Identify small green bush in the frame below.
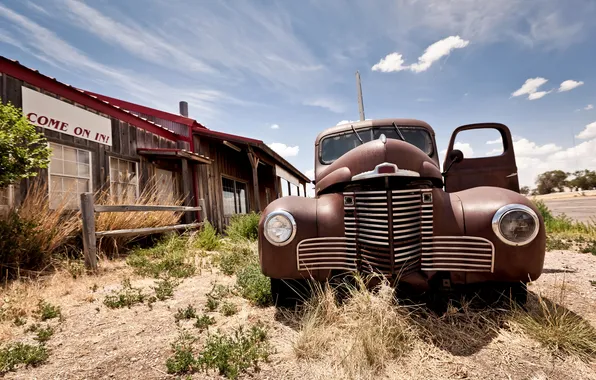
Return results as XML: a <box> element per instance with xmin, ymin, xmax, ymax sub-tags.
<box><xmin>34</xmin><ymin>327</ymin><xmax>54</xmax><ymax>343</ymax></box>
<box><xmin>166</xmin><ymin>332</ymin><xmax>197</xmax><ymax>374</ymax></box>
<box><xmin>153</xmin><ymin>277</ymin><xmax>178</xmax><ymax>301</ymax></box>
<box><xmin>219</xmin><ymin>302</ymin><xmax>238</xmax><ymax>317</ymax></box>
<box><xmin>175</xmin><ymin>305</ymin><xmax>198</xmax><ymax>322</ymax></box>
<box><xmin>236</xmin><ymin>263</ymin><xmax>272</xmax><ymax>307</ymax></box>
<box><xmin>127</xmin><ymin>234</ymin><xmax>195</xmax><ymax>278</ymax></box>
<box><xmin>36</xmin><ymin>301</ymin><xmax>61</xmax><ymax>321</ymax></box>
<box><xmin>225</xmin><ymin>212</ymin><xmax>260</xmax><ymax>241</ymax></box>
<box><xmin>197</xmin><ymin>325</ymin><xmax>272</xmax><ymax>379</ymax></box>
<box><xmin>103</xmin><ymin>279</ymin><xmax>146</xmax><ymax>309</ymax></box>
<box><xmin>205</xmin><ymin>296</ymin><xmax>219</xmax><ymax>312</ymax></box>
<box><xmin>194</xmin><ymin>222</ymin><xmax>220</xmax><ymax>251</ymax></box>
<box><xmin>213</xmin><ymin>241</ymin><xmax>257</xmax><ymax>275</ymax></box>
<box><xmin>195</xmin><ymin>314</ymin><xmax>215</xmax><ymax>331</ymax></box>
<box><xmin>0</xmin><ymin>343</ymin><xmax>48</xmax><ymax>373</ymax></box>
<box><xmin>0</xmin><ymin>213</ymin><xmax>46</xmax><ymax>280</ymax></box>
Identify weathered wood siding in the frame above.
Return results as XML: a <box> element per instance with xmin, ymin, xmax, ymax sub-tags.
<box><xmin>1</xmin><ymin>74</ymin><xmax>178</xmax><ymax>204</ymax></box>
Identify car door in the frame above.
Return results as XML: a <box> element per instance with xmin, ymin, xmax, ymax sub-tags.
<box><xmin>443</xmin><ymin>123</ymin><xmax>519</xmax><ymax>193</ymax></box>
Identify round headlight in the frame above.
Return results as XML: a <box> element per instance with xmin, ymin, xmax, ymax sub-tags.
<box><xmin>264</xmin><ymin>210</ymin><xmax>296</xmax><ymax>246</ymax></box>
<box><xmin>492</xmin><ymin>204</ymin><xmax>539</xmax><ymax>246</ymax></box>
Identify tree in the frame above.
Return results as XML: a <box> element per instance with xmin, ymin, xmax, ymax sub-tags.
<box><xmin>535</xmin><ymin>170</ymin><xmax>568</xmax><ymax>195</ymax></box>
<box><xmin>567</xmin><ymin>170</ymin><xmax>596</xmax><ymax>191</ymax></box>
<box><xmin>0</xmin><ymin>101</ymin><xmax>50</xmax><ymax>188</ymax></box>
<box><xmin>520</xmin><ymin>186</ymin><xmax>530</xmax><ymax>195</ymax></box>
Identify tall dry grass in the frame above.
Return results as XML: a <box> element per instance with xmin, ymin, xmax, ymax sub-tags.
<box><xmin>95</xmin><ymin>183</ymin><xmax>184</xmax><ymax>256</ymax></box>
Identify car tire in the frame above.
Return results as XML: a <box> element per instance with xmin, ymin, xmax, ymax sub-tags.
<box><xmin>270</xmin><ymin>278</ymin><xmax>307</xmax><ymax>307</ymax></box>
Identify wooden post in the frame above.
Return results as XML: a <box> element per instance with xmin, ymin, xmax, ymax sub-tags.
<box><xmin>247</xmin><ymin>150</ymin><xmax>261</xmax><ymax>212</ymax></box>
<box><xmin>199</xmin><ymin>198</ymin><xmax>208</xmax><ymax>223</ymax></box>
<box><xmin>181</xmin><ymin>159</ymin><xmax>194</xmax><ymax>224</ymax></box>
<box><xmin>80</xmin><ymin>193</ymin><xmax>98</xmax><ymax>271</ymax></box>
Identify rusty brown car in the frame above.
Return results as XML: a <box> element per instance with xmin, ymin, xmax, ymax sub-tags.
<box><xmin>259</xmin><ymin>119</ymin><xmax>545</xmax><ymax>304</ymax></box>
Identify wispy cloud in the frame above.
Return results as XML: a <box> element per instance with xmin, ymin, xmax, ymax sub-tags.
<box><xmin>585</xmin><ymin>104</ymin><xmax>594</xmax><ymax>111</ymax></box>
<box><xmin>511</xmin><ymin>77</ymin><xmax>550</xmax><ymax>100</ymax></box>
<box><xmin>268</xmin><ymin>142</ymin><xmax>299</xmax><ymax>157</ymax></box>
<box><xmin>577</xmin><ymin>122</ymin><xmax>596</xmax><ymax>140</ymax></box>
<box><xmin>303</xmin><ymin>97</ymin><xmax>346</xmax><ymax>113</ymax></box>
<box><xmin>372</xmin><ymin>36</ymin><xmax>469</xmax><ymax>73</ymax></box>
<box><xmin>270</xmin><ymin>124</ymin><xmax>280</xmax><ymax>130</ymax></box>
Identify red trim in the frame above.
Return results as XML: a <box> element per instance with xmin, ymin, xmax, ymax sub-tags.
<box><xmin>0</xmin><ymin>57</ymin><xmax>179</xmax><ymax>141</ymax></box>
<box><xmin>193</xmin><ymin>127</ymin><xmax>262</xmax><ymax>145</ymax></box>
<box><xmin>84</xmin><ymin>91</ymin><xmax>207</xmax><ymax>129</ymax></box>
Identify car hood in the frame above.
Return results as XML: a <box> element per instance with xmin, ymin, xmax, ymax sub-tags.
<box><xmin>315</xmin><ymin>138</ymin><xmax>442</xmax><ymax>195</ymax></box>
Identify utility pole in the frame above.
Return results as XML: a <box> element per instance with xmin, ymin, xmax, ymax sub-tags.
<box><xmin>356</xmin><ymin>71</ymin><xmax>365</xmax><ymax>121</ymax></box>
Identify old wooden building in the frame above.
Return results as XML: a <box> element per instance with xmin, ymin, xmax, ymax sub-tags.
<box><xmin>0</xmin><ymin>56</ymin><xmax>309</xmax><ymax>230</ymax></box>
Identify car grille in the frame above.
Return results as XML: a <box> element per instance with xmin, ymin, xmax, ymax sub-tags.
<box><xmin>296</xmin><ymin>189</ymin><xmax>495</xmax><ymax>275</ymax></box>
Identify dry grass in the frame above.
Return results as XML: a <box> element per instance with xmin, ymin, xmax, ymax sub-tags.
<box><xmin>95</xmin><ymin>184</ymin><xmax>184</xmax><ymax>255</ymax></box>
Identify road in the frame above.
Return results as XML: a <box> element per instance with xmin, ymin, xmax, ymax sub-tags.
<box><xmin>542</xmin><ymin>197</ymin><xmax>596</xmax><ymax>223</ymax></box>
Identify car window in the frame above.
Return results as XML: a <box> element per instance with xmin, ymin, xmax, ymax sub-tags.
<box><xmin>320</xmin><ymin>126</ymin><xmax>433</xmax><ymax>164</ymax></box>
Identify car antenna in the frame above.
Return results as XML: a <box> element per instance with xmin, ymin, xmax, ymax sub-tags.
<box><xmin>392</xmin><ymin>122</ymin><xmax>406</xmax><ymax>141</ymax></box>
<box><xmin>351</xmin><ymin>124</ymin><xmax>364</xmax><ymax>144</ymax></box>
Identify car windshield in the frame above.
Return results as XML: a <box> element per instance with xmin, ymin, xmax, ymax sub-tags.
<box><xmin>320</xmin><ymin>126</ymin><xmax>433</xmax><ymax>164</ymax></box>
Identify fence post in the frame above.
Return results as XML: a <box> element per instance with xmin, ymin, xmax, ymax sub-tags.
<box><xmin>80</xmin><ymin>193</ymin><xmax>98</xmax><ymax>271</ymax></box>
<box><xmin>199</xmin><ymin>198</ymin><xmax>207</xmax><ymax>224</ymax></box>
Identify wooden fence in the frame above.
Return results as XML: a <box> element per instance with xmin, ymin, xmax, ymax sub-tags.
<box><xmin>80</xmin><ymin>193</ymin><xmax>207</xmax><ymax>270</ymax></box>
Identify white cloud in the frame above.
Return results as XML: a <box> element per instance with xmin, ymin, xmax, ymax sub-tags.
<box><xmin>372</xmin><ymin>36</ymin><xmax>469</xmax><ymax>73</ymax></box>
<box><xmin>268</xmin><ymin>142</ymin><xmax>299</xmax><ymax>157</ymax></box>
<box><xmin>304</xmin><ymin>169</ymin><xmax>315</xmax><ymax>180</ymax></box>
<box><xmin>336</xmin><ymin>120</ymin><xmax>357</xmax><ymax>125</ymax></box>
<box><xmin>528</xmin><ymin>90</ymin><xmax>551</xmax><ymax>100</ymax></box>
<box><xmin>511</xmin><ymin>77</ymin><xmax>549</xmax><ymax>99</ymax></box>
<box><xmin>585</xmin><ymin>104</ymin><xmax>594</xmax><ymax>110</ymax></box>
<box><xmin>486</xmin><ymin>138</ymin><xmax>502</xmax><ymax>145</ymax></box>
<box><xmin>513</xmin><ymin>138</ymin><xmax>561</xmax><ymax>156</ymax></box>
<box><xmin>558</xmin><ymin>80</ymin><xmax>584</xmax><ymax>92</ymax></box>
<box><xmin>577</xmin><ymin>122</ymin><xmax>596</xmax><ymax>140</ymax></box>
<box><xmin>371</xmin><ymin>53</ymin><xmax>408</xmax><ymax>73</ymax></box>
<box><xmin>270</xmin><ymin>124</ymin><xmax>280</xmax><ymax>129</ymax></box>
<box><xmin>409</xmin><ymin>36</ymin><xmax>470</xmax><ymax>73</ymax></box>
<box><xmin>303</xmin><ymin>98</ymin><xmax>345</xmax><ymax>113</ymax></box>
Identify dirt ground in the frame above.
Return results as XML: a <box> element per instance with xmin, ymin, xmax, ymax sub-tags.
<box><xmin>2</xmin><ymin>250</ymin><xmax>596</xmax><ymax>380</ymax></box>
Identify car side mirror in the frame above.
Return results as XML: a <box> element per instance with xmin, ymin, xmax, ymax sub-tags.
<box><xmin>442</xmin><ymin>149</ymin><xmax>464</xmax><ymax>176</ymax></box>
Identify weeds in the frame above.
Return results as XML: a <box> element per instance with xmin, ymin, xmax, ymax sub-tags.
<box><xmin>127</xmin><ymin>234</ymin><xmax>196</xmax><ymax>278</ymax></box>
<box><xmin>193</xmin><ymin>221</ymin><xmax>220</xmax><ymax>251</ymax></box>
<box><xmin>0</xmin><ymin>343</ymin><xmax>49</xmax><ymax>373</ymax></box>
<box><xmin>205</xmin><ymin>296</ymin><xmax>219</xmax><ymax>312</ymax></box>
<box><xmin>36</xmin><ymin>301</ymin><xmax>61</xmax><ymax>321</ymax></box>
<box><xmin>13</xmin><ymin>316</ymin><xmax>26</xmax><ymax>327</ymax></box>
<box><xmin>103</xmin><ymin>279</ymin><xmax>146</xmax><ymax>309</ymax></box>
<box><xmin>194</xmin><ymin>315</ymin><xmax>215</xmax><ymax>331</ymax></box>
<box><xmin>34</xmin><ymin>327</ymin><xmax>54</xmax><ymax>343</ymax></box>
<box><xmin>225</xmin><ymin>212</ymin><xmax>260</xmax><ymax>241</ymax></box>
<box><xmin>165</xmin><ymin>331</ymin><xmax>197</xmax><ymax>374</ymax></box>
<box><xmin>153</xmin><ymin>277</ymin><xmax>178</xmax><ymax>301</ymax></box>
<box><xmin>535</xmin><ymin>200</ymin><xmax>596</xmax><ymax>237</ymax></box>
<box><xmin>213</xmin><ymin>240</ymin><xmax>257</xmax><ymax>275</ymax></box>
<box><xmin>236</xmin><ymin>263</ymin><xmax>272</xmax><ymax>306</ymax></box>
<box><xmin>219</xmin><ymin>302</ymin><xmax>238</xmax><ymax>317</ymax></box>
<box><xmin>175</xmin><ymin>305</ymin><xmax>198</xmax><ymax>322</ymax></box>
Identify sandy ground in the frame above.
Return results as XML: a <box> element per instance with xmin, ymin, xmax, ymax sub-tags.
<box><xmin>532</xmin><ymin>190</ymin><xmax>596</xmax><ymax>201</ymax></box>
<box><xmin>1</xmin><ymin>250</ymin><xmax>596</xmax><ymax>380</ymax></box>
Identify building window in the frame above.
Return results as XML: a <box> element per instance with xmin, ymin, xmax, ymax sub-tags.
<box><xmin>109</xmin><ymin>157</ymin><xmax>139</xmax><ymax>203</ymax></box>
<box><xmin>49</xmin><ymin>143</ymin><xmax>92</xmax><ymax>209</ymax></box>
<box><xmin>222</xmin><ymin>177</ymin><xmax>248</xmax><ymax>216</ymax></box>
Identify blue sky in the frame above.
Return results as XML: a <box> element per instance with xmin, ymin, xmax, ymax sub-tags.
<box><xmin>1</xmin><ymin>0</ymin><xmax>596</xmax><ymax>189</ymax></box>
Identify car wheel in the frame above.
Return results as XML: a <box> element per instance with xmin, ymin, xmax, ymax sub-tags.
<box><xmin>270</xmin><ymin>278</ymin><xmax>308</xmax><ymax>307</ymax></box>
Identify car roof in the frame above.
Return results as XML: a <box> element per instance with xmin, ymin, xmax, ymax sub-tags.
<box><xmin>315</xmin><ymin>118</ymin><xmax>435</xmax><ymax>146</ymax></box>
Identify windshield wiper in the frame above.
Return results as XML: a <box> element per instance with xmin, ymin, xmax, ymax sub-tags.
<box><xmin>351</xmin><ymin>124</ymin><xmax>364</xmax><ymax>144</ymax></box>
<box><xmin>392</xmin><ymin>122</ymin><xmax>406</xmax><ymax>141</ymax></box>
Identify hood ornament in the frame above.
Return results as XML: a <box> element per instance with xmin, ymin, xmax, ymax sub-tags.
<box><xmin>352</xmin><ymin>162</ymin><xmax>420</xmax><ymax>181</ymax></box>
<box><xmin>379</xmin><ymin>134</ymin><xmax>387</xmax><ymax>144</ymax></box>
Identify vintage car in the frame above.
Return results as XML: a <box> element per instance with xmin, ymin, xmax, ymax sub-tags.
<box><xmin>259</xmin><ymin>119</ymin><xmax>545</xmax><ymax>304</ymax></box>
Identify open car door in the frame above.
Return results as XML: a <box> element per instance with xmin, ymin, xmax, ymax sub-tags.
<box><xmin>443</xmin><ymin>123</ymin><xmax>519</xmax><ymax>193</ymax></box>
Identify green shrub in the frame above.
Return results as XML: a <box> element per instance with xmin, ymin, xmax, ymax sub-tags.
<box><xmin>195</xmin><ymin>314</ymin><xmax>215</xmax><ymax>331</ymax></box>
<box><xmin>213</xmin><ymin>241</ymin><xmax>257</xmax><ymax>275</ymax></box>
<box><xmin>153</xmin><ymin>277</ymin><xmax>178</xmax><ymax>301</ymax></box>
<box><xmin>225</xmin><ymin>212</ymin><xmax>260</xmax><ymax>241</ymax></box>
<box><xmin>196</xmin><ymin>325</ymin><xmax>272</xmax><ymax>379</ymax></box>
<box><xmin>205</xmin><ymin>296</ymin><xmax>219</xmax><ymax>312</ymax></box>
<box><xmin>34</xmin><ymin>327</ymin><xmax>54</xmax><ymax>343</ymax></box>
<box><xmin>166</xmin><ymin>332</ymin><xmax>197</xmax><ymax>374</ymax></box>
<box><xmin>103</xmin><ymin>279</ymin><xmax>146</xmax><ymax>309</ymax></box>
<box><xmin>0</xmin><ymin>343</ymin><xmax>48</xmax><ymax>373</ymax></box>
<box><xmin>533</xmin><ymin>200</ymin><xmax>596</xmax><ymax>238</ymax></box>
<box><xmin>127</xmin><ymin>234</ymin><xmax>195</xmax><ymax>278</ymax></box>
<box><xmin>236</xmin><ymin>263</ymin><xmax>272</xmax><ymax>307</ymax></box>
<box><xmin>175</xmin><ymin>305</ymin><xmax>198</xmax><ymax>322</ymax></box>
<box><xmin>36</xmin><ymin>301</ymin><xmax>61</xmax><ymax>321</ymax></box>
<box><xmin>219</xmin><ymin>302</ymin><xmax>238</xmax><ymax>317</ymax></box>
<box><xmin>194</xmin><ymin>222</ymin><xmax>220</xmax><ymax>251</ymax></box>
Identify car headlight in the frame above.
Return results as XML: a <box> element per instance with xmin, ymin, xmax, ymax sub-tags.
<box><xmin>264</xmin><ymin>210</ymin><xmax>296</xmax><ymax>246</ymax></box>
<box><xmin>491</xmin><ymin>204</ymin><xmax>539</xmax><ymax>246</ymax></box>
